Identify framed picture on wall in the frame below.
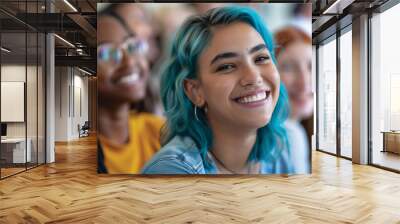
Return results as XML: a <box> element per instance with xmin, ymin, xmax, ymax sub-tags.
<box><xmin>97</xmin><ymin>3</ymin><xmax>312</xmax><ymax>175</ymax></box>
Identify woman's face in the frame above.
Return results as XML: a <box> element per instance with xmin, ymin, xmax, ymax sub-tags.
<box><xmin>194</xmin><ymin>22</ymin><xmax>280</xmax><ymax>130</ymax></box>
<box><xmin>97</xmin><ymin>17</ymin><xmax>149</xmax><ymax>105</ymax></box>
<box><xmin>116</xmin><ymin>4</ymin><xmax>160</xmax><ymax>66</ymax></box>
<box><xmin>277</xmin><ymin>41</ymin><xmax>313</xmax><ymax>120</ymax></box>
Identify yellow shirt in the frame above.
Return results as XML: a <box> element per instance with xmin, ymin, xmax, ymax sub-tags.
<box><xmin>99</xmin><ymin>112</ymin><xmax>164</xmax><ymax>174</ymax></box>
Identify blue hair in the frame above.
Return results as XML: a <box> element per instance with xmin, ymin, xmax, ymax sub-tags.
<box><xmin>160</xmin><ymin>6</ymin><xmax>291</xmax><ymax>169</ymax></box>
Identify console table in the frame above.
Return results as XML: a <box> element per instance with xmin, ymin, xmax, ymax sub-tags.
<box><xmin>381</xmin><ymin>131</ymin><xmax>400</xmax><ymax>154</ymax></box>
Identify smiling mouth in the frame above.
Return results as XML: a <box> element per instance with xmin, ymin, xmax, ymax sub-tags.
<box><xmin>115</xmin><ymin>72</ymin><xmax>140</xmax><ymax>85</ymax></box>
<box><xmin>234</xmin><ymin>91</ymin><xmax>270</xmax><ymax>104</ymax></box>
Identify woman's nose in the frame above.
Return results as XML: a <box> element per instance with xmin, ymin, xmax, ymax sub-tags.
<box><xmin>295</xmin><ymin>66</ymin><xmax>311</xmax><ymax>92</ymax></box>
<box><xmin>120</xmin><ymin>50</ymin><xmax>137</xmax><ymax>69</ymax></box>
<box><xmin>239</xmin><ymin>62</ymin><xmax>263</xmax><ymax>87</ymax></box>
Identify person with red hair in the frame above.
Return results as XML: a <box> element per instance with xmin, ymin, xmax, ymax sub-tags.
<box><xmin>275</xmin><ymin>26</ymin><xmax>312</xmax><ymax>174</ymax></box>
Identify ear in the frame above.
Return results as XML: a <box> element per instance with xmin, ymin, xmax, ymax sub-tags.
<box><xmin>183</xmin><ymin>78</ymin><xmax>205</xmax><ymax>107</ymax></box>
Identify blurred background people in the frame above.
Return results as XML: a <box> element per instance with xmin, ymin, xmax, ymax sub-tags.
<box><xmin>275</xmin><ymin>26</ymin><xmax>313</xmax><ymax>173</ymax></box>
<box><xmin>289</xmin><ymin>3</ymin><xmax>312</xmax><ymax>36</ymax></box>
<box><xmin>190</xmin><ymin>3</ymin><xmax>228</xmax><ymax>14</ymax></box>
<box><xmin>97</xmin><ymin>4</ymin><xmax>164</xmax><ymax>174</ymax></box>
<box><xmin>114</xmin><ymin>3</ymin><xmax>164</xmax><ymax>116</ymax></box>
<box><xmin>148</xmin><ymin>4</ymin><xmax>196</xmax><ymax>112</ymax></box>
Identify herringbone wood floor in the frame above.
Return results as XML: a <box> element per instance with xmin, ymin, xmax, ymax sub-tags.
<box><xmin>0</xmin><ymin>135</ymin><xmax>400</xmax><ymax>223</ymax></box>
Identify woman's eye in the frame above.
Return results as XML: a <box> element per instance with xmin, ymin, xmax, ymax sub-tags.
<box><xmin>255</xmin><ymin>56</ymin><xmax>270</xmax><ymax>64</ymax></box>
<box><xmin>216</xmin><ymin>64</ymin><xmax>235</xmax><ymax>72</ymax></box>
<box><xmin>98</xmin><ymin>47</ymin><xmax>110</xmax><ymax>61</ymax></box>
<box><xmin>126</xmin><ymin>43</ymin><xmax>137</xmax><ymax>54</ymax></box>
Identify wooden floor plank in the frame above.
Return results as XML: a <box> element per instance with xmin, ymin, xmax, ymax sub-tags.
<box><xmin>0</xmin><ymin>135</ymin><xmax>399</xmax><ymax>223</ymax></box>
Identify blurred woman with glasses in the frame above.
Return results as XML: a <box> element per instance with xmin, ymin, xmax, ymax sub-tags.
<box><xmin>97</xmin><ymin>4</ymin><xmax>164</xmax><ymax>174</ymax></box>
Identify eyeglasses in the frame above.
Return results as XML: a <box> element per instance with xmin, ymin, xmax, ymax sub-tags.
<box><xmin>97</xmin><ymin>37</ymin><xmax>149</xmax><ymax>66</ymax></box>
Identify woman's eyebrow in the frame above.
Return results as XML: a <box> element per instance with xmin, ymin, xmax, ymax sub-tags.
<box><xmin>210</xmin><ymin>52</ymin><xmax>238</xmax><ymax>65</ymax></box>
<box><xmin>210</xmin><ymin>43</ymin><xmax>268</xmax><ymax>65</ymax></box>
<box><xmin>249</xmin><ymin>43</ymin><xmax>267</xmax><ymax>54</ymax></box>
<box><xmin>123</xmin><ymin>34</ymin><xmax>136</xmax><ymax>41</ymax></box>
<box><xmin>97</xmin><ymin>34</ymin><xmax>136</xmax><ymax>47</ymax></box>
<box><xmin>98</xmin><ymin>41</ymin><xmax>111</xmax><ymax>46</ymax></box>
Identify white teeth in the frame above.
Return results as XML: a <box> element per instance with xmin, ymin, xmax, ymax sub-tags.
<box><xmin>237</xmin><ymin>92</ymin><xmax>267</xmax><ymax>104</ymax></box>
<box><xmin>118</xmin><ymin>73</ymin><xmax>139</xmax><ymax>84</ymax></box>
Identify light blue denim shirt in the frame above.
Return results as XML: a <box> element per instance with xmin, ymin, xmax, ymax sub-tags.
<box><xmin>141</xmin><ymin>135</ymin><xmax>308</xmax><ymax>174</ymax></box>
<box><xmin>285</xmin><ymin>119</ymin><xmax>311</xmax><ymax>174</ymax></box>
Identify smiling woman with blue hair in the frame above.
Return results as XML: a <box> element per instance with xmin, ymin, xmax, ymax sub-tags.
<box><xmin>142</xmin><ymin>6</ymin><xmax>303</xmax><ymax>174</ymax></box>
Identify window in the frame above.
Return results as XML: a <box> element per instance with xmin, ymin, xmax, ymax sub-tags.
<box><xmin>371</xmin><ymin>3</ymin><xmax>400</xmax><ymax>171</ymax></box>
<box><xmin>317</xmin><ymin>37</ymin><xmax>337</xmax><ymax>155</ymax></box>
<box><xmin>339</xmin><ymin>29</ymin><xmax>352</xmax><ymax>158</ymax></box>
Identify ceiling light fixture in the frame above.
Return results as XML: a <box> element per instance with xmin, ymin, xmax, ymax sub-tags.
<box><xmin>322</xmin><ymin>0</ymin><xmax>341</xmax><ymax>14</ymax></box>
<box><xmin>1</xmin><ymin>47</ymin><xmax>11</xmax><ymax>53</ymax></box>
<box><xmin>322</xmin><ymin>0</ymin><xmax>355</xmax><ymax>15</ymax></box>
<box><xmin>63</xmin><ymin>0</ymin><xmax>78</xmax><ymax>12</ymax></box>
<box><xmin>78</xmin><ymin>67</ymin><xmax>92</xmax><ymax>76</ymax></box>
<box><xmin>54</xmin><ymin>34</ymin><xmax>75</xmax><ymax>48</ymax></box>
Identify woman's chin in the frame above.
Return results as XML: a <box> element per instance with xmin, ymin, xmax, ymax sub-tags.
<box><xmin>129</xmin><ymin>93</ymin><xmax>146</xmax><ymax>103</ymax></box>
<box><xmin>236</xmin><ymin>116</ymin><xmax>271</xmax><ymax>130</ymax></box>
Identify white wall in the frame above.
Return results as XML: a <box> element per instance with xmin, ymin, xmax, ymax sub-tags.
<box><xmin>55</xmin><ymin>66</ymin><xmax>69</xmax><ymax>141</ymax></box>
<box><xmin>54</xmin><ymin>67</ymin><xmax>89</xmax><ymax>141</ymax></box>
<box><xmin>72</xmin><ymin>73</ymin><xmax>89</xmax><ymax>138</ymax></box>
<box><xmin>1</xmin><ymin>65</ymin><xmax>38</xmax><ymax>138</ymax></box>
